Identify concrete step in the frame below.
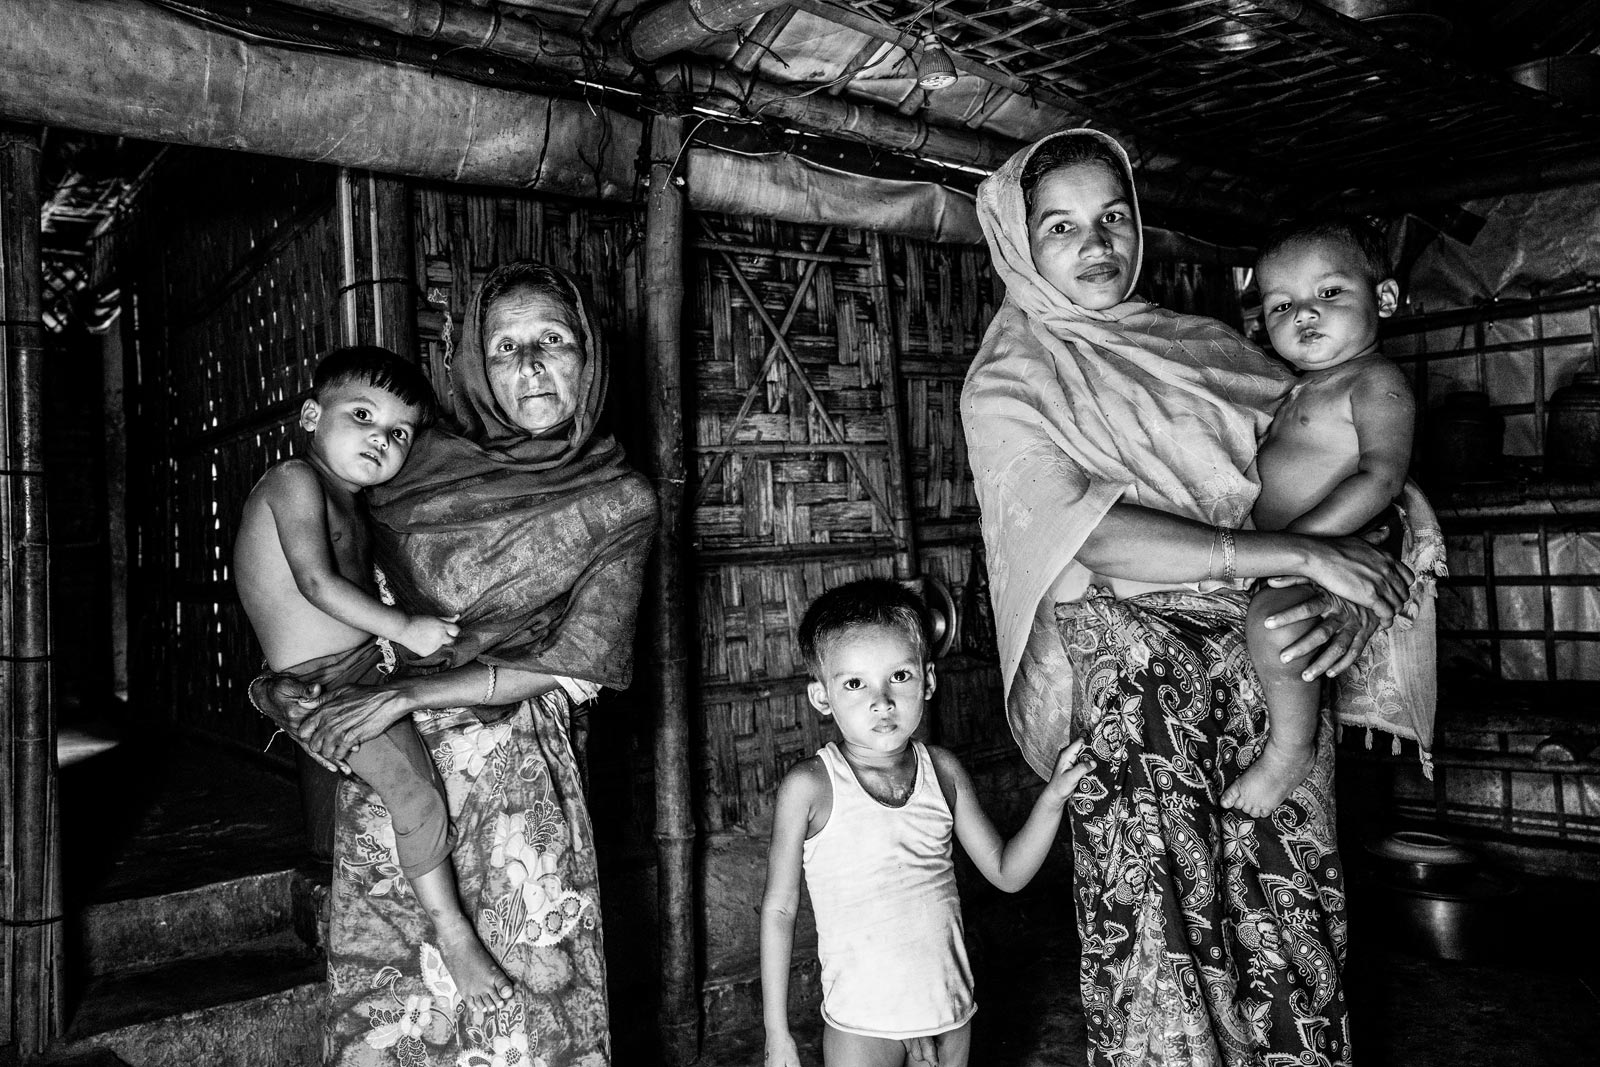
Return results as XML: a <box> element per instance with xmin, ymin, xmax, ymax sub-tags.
<box><xmin>75</xmin><ymin>868</ymin><xmax>326</xmax><ymax>977</ymax></box>
<box><xmin>46</xmin><ymin>931</ymin><xmax>325</xmax><ymax>1067</ymax></box>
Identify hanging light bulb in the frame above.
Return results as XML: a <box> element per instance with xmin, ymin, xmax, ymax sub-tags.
<box><xmin>914</xmin><ymin>32</ymin><xmax>957</xmax><ymax>91</ymax></box>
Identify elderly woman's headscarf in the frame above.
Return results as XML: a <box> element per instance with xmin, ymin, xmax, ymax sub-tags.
<box><xmin>962</xmin><ymin>129</ymin><xmax>1292</xmax><ymax>776</ymax></box>
<box><xmin>369</xmin><ymin>263</ymin><xmax>658</xmax><ymax>689</ymax></box>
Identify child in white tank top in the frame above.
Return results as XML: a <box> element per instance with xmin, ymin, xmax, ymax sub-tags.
<box><xmin>761</xmin><ymin>579</ymin><xmax>1096</xmax><ymax>1067</ymax></box>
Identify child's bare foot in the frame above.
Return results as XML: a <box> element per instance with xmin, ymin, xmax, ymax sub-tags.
<box><xmin>436</xmin><ymin>919</ymin><xmax>513</xmax><ymax>1014</ymax></box>
<box><xmin>1222</xmin><ymin>739</ymin><xmax>1316</xmax><ymax>818</ymax></box>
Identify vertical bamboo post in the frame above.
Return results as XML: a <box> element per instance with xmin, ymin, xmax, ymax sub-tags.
<box><xmin>865</xmin><ymin>232</ymin><xmax>917</xmax><ymax>581</ymax></box>
<box><xmin>643</xmin><ymin>106</ymin><xmax>697</xmax><ymax>1064</ymax></box>
<box><xmin>1</xmin><ymin>122</ymin><xmax>61</xmax><ymax>1057</ymax></box>
<box><xmin>370</xmin><ymin>175</ymin><xmax>418</xmax><ymax>362</ymax></box>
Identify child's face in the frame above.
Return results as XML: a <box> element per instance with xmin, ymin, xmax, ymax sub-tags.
<box><xmin>299</xmin><ymin>380</ymin><xmax>424</xmax><ymax>490</ymax></box>
<box><xmin>807</xmin><ymin>623</ymin><xmax>934</xmax><ymax>760</ymax></box>
<box><xmin>1257</xmin><ymin>237</ymin><xmax>1399</xmax><ymax>373</ymax></box>
<box><xmin>1027</xmin><ymin>161</ymin><xmax>1138</xmax><ymax>311</ymax></box>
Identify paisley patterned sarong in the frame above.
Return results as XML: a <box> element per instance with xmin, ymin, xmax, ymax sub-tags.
<box><xmin>324</xmin><ymin>691</ymin><xmax>608</xmax><ymax>1067</ymax></box>
<box><xmin>1062</xmin><ymin>589</ymin><xmax>1349</xmax><ymax>1067</ymax></box>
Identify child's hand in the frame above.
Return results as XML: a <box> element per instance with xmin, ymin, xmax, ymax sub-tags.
<box><xmin>1044</xmin><ymin>738</ymin><xmax>1096</xmax><ymax>804</ymax></box>
<box><xmin>398</xmin><ymin>614</ymin><xmax>460</xmax><ymax>657</ymax></box>
<box><xmin>764</xmin><ymin>1031</ymin><xmax>802</xmax><ymax>1067</ymax></box>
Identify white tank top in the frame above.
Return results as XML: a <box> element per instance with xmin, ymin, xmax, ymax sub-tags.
<box><xmin>802</xmin><ymin>741</ymin><xmax>976</xmax><ymax>1038</ymax></box>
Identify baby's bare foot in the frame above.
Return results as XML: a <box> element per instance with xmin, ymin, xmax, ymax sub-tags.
<box><xmin>436</xmin><ymin>920</ymin><xmax>513</xmax><ymax>1014</ymax></box>
<box><xmin>1222</xmin><ymin>740</ymin><xmax>1316</xmax><ymax>818</ymax></box>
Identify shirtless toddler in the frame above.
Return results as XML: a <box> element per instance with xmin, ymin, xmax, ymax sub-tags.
<box><xmin>1222</xmin><ymin>217</ymin><xmax>1415</xmax><ymax>817</ymax></box>
<box><xmin>234</xmin><ymin>346</ymin><xmax>511</xmax><ymax>1011</ymax></box>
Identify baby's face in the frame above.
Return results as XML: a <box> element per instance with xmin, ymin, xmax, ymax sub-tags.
<box><xmin>807</xmin><ymin>623</ymin><xmax>933</xmax><ymax>760</ymax></box>
<box><xmin>300</xmin><ymin>380</ymin><xmax>423</xmax><ymax>490</ymax></box>
<box><xmin>1027</xmin><ymin>162</ymin><xmax>1137</xmax><ymax>311</ymax></box>
<box><xmin>1258</xmin><ymin>238</ymin><xmax>1398</xmax><ymax>373</ymax></box>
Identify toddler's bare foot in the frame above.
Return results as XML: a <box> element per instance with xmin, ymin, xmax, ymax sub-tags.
<box><xmin>436</xmin><ymin>919</ymin><xmax>513</xmax><ymax>1014</ymax></box>
<box><xmin>1222</xmin><ymin>739</ymin><xmax>1316</xmax><ymax>818</ymax></box>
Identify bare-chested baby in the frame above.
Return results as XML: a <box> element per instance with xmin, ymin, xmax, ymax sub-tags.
<box><xmin>234</xmin><ymin>346</ymin><xmax>511</xmax><ymax>1012</ymax></box>
<box><xmin>1222</xmin><ymin>216</ymin><xmax>1415</xmax><ymax>817</ymax></box>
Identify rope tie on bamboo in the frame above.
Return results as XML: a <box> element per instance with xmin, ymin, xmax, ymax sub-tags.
<box><xmin>0</xmin><ymin>914</ymin><xmax>63</xmax><ymax>929</ymax></box>
<box><xmin>0</xmin><ymin>317</ymin><xmax>43</xmax><ymax>328</ymax></box>
<box><xmin>0</xmin><ymin>468</ymin><xmax>45</xmax><ymax>477</ymax></box>
<box><xmin>0</xmin><ymin>653</ymin><xmax>52</xmax><ymax>663</ymax></box>
<box><xmin>684</xmin><ymin>0</ymin><xmax>728</xmax><ymax>36</ymax></box>
<box><xmin>477</xmin><ymin>7</ymin><xmax>502</xmax><ymax>50</ymax></box>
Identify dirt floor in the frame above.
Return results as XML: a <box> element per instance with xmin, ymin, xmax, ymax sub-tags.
<box><xmin>61</xmin><ymin>728</ymin><xmax>1600</xmax><ymax>1067</ymax></box>
<box><xmin>696</xmin><ymin>867</ymin><xmax>1600</xmax><ymax>1067</ymax></box>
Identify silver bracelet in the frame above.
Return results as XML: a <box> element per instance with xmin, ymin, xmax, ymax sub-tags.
<box><xmin>1219</xmin><ymin>525</ymin><xmax>1237</xmax><ymax>582</ymax></box>
<box><xmin>482</xmin><ymin>663</ymin><xmax>498</xmax><ymax>706</ymax></box>
<box><xmin>1207</xmin><ymin>527</ymin><xmax>1220</xmax><ymax>580</ymax></box>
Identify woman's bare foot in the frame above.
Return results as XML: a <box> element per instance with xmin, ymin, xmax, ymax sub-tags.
<box><xmin>1222</xmin><ymin>739</ymin><xmax>1316</xmax><ymax>818</ymax></box>
<box><xmin>436</xmin><ymin>918</ymin><xmax>514</xmax><ymax>1014</ymax></box>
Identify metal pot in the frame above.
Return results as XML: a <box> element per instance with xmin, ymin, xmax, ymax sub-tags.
<box><xmin>1365</xmin><ymin>830</ymin><xmax>1478</xmax><ymax>890</ymax></box>
<box><xmin>1381</xmin><ymin>869</ymin><xmax>1520</xmax><ymax>962</ymax></box>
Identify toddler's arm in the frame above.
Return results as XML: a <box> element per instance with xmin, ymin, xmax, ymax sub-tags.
<box><xmin>760</xmin><ymin>761</ymin><xmax>823</xmax><ymax>1067</ymax></box>
<box><xmin>264</xmin><ymin>462</ymin><xmax>459</xmax><ymax>655</ymax></box>
<box><xmin>1285</xmin><ymin>362</ymin><xmax>1414</xmax><ymax>537</ymax></box>
<box><xmin>937</xmin><ymin>740</ymin><xmax>1093</xmax><ymax>894</ymax></box>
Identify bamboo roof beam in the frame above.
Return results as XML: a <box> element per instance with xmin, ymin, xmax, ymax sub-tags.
<box><xmin>0</xmin><ymin>0</ymin><xmax>639</xmax><ymax>198</ymax></box>
<box><xmin>630</xmin><ymin>0</ymin><xmax>792</xmax><ymax>63</ymax></box>
<box><xmin>681</xmin><ymin>65</ymin><xmax>1277</xmax><ymax>229</ymax></box>
<box><xmin>263</xmin><ymin>0</ymin><xmax>635</xmax><ymax>82</ymax></box>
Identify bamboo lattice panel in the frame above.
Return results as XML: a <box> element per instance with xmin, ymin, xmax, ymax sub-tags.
<box><xmin>124</xmin><ymin>150</ymin><xmax>339</xmax><ymax>751</ymax></box>
<box><xmin>809</xmin><ymin>0</ymin><xmax>1600</xmax><ymax>200</ymax></box>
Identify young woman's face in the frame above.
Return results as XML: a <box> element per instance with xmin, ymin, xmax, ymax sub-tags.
<box><xmin>483</xmin><ymin>286</ymin><xmax>587</xmax><ymax>435</ymax></box>
<box><xmin>1027</xmin><ymin>161</ymin><xmax>1137</xmax><ymax>311</ymax></box>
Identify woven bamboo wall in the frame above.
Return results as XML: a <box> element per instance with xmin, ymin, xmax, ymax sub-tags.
<box><xmin>690</xmin><ymin>219</ymin><xmax>1011</xmax><ymax>838</ymax></box>
<box><xmin>124</xmin><ymin>149</ymin><xmax>339</xmax><ymax>751</ymax></box>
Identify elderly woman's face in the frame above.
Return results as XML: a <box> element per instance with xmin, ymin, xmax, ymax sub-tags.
<box><xmin>484</xmin><ymin>285</ymin><xmax>587</xmax><ymax>434</ymax></box>
<box><xmin>1027</xmin><ymin>161</ymin><xmax>1137</xmax><ymax>311</ymax></box>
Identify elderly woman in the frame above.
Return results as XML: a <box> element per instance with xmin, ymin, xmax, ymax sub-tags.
<box><xmin>963</xmin><ymin>130</ymin><xmax>1424</xmax><ymax>1065</ymax></box>
<box><xmin>254</xmin><ymin>262</ymin><xmax>657</xmax><ymax>1067</ymax></box>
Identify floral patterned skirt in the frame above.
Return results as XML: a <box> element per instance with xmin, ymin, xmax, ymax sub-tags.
<box><xmin>324</xmin><ymin>692</ymin><xmax>609</xmax><ymax>1067</ymax></box>
<box><xmin>1062</xmin><ymin>590</ymin><xmax>1349</xmax><ymax>1067</ymax></box>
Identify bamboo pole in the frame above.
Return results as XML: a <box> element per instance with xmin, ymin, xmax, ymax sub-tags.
<box><xmin>0</xmin><ymin>122</ymin><xmax>61</xmax><ymax>1058</ymax></box>
<box><xmin>865</xmin><ymin>233</ymin><xmax>917</xmax><ymax>582</ymax></box>
<box><xmin>643</xmin><ymin>108</ymin><xmax>698</xmax><ymax>1065</ymax></box>
<box><xmin>629</xmin><ymin>0</ymin><xmax>790</xmax><ymax>62</ymax></box>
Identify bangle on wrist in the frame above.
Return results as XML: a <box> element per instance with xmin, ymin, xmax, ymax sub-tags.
<box><xmin>482</xmin><ymin>663</ymin><xmax>498</xmax><ymax>706</ymax></box>
<box><xmin>1219</xmin><ymin>526</ymin><xmax>1236</xmax><ymax>582</ymax></box>
<box><xmin>247</xmin><ymin>672</ymin><xmax>274</xmax><ymax>716</ymax></box>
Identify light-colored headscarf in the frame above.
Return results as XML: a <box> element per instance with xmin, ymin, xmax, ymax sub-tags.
<box><xmin>962</xmin><ymin>129</ymin><xmax>1294</xmax><ymax>774</ymax></box>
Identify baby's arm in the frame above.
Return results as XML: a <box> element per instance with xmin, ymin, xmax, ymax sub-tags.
<box><xmin>761</xmin><ymin>760</ymin><xmax>823</xmax><ymax>1067</ymax></box>
<box><xmin>1286</xmin><ymin>362</ymin><xmax>1415</xmax><ymax>537</ymax></box>
<box><xmin>936</xmin><ymin>740</ymin><xmax>1092</xmax><ymax>894</ymax></box>
<box><xmin>263</xmin><ymin>463</ymin><xmax>458</xmax><ymax>655</ymax></box>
